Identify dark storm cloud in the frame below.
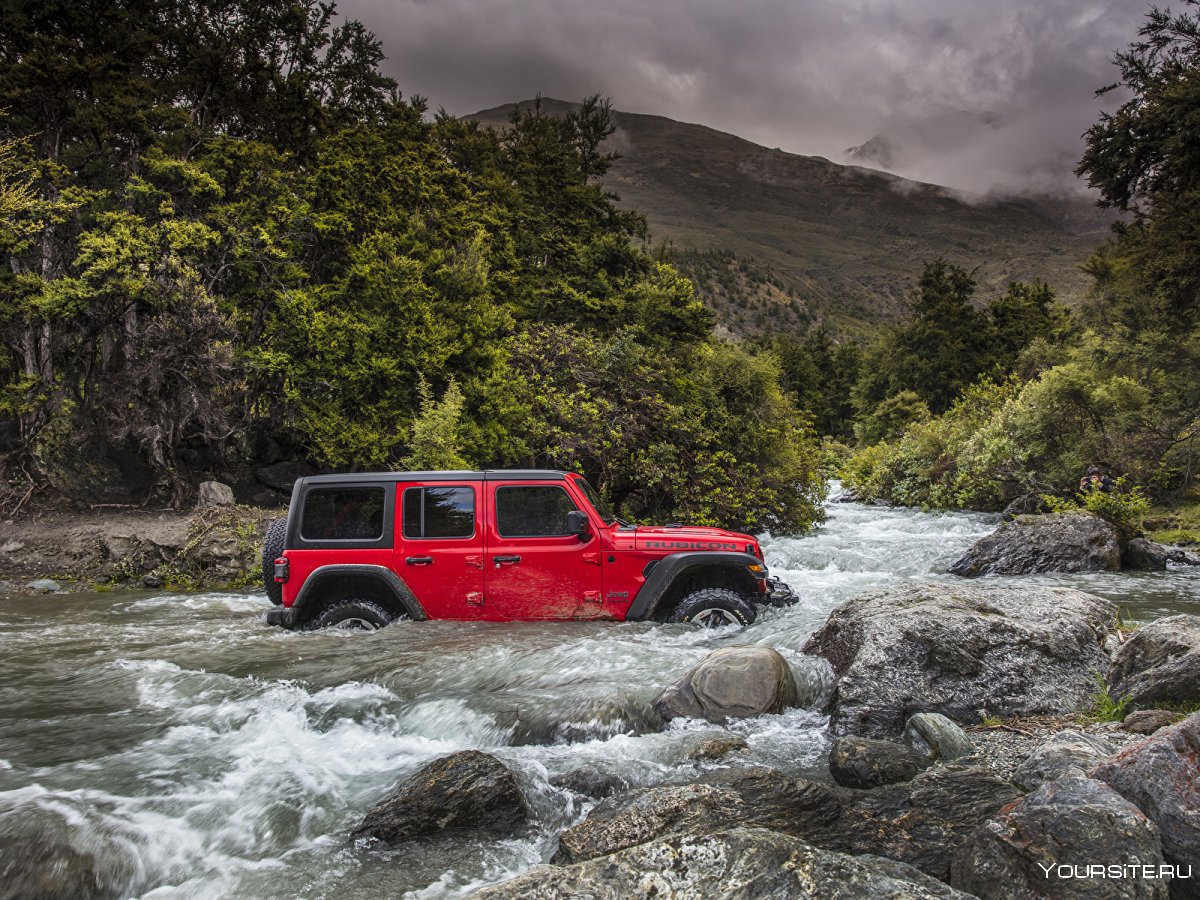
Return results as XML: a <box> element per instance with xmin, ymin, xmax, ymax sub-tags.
<box><xmin>337</xmin><ymin>0</ymin><xmax>1146</xmax><ymax>194</ymax></box>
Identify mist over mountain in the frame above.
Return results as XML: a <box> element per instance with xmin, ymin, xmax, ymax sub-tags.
<box><xmin>470</xmin><ymin>99</ymin><xmax>1113</xmax><ymax>331</ymax></box>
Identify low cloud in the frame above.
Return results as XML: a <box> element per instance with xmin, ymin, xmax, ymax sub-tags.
<box><xmin>338</xmin><ymin>0</ymin><xmax>1144</xmax><ymax>194</ymax></box>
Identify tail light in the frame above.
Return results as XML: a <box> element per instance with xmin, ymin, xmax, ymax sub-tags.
<box><xmin>273</xmin><ymin>557</ymin><xmax>289</xmax><ymax>583</ymax></box>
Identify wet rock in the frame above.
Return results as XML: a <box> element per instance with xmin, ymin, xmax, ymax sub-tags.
<box><xmin>480</xmin><ymin>827</ymin><xmax>971</xmax><ymax>899</ymax></box>
<box><xmin>792</xmin><ymin>653</ymin><xmax>837</xmax><ymax>711</ymax></box>
<box><xmin>1166</xmin><ymin>547</ymin><xmax>1200</xmax><ymax>566</ymax></box>
<box><xmin>0</xmin><ymin>816</ymin><xmax>136</xmax><ymax>900</ymax></box>
<box><xmin>1093</xmin><ymin>713</ymin><xmax>1200</xmax><ymax>872</ymax></box>
<box><xmin>195</xmin><ymin>480</ymin><xmax>235</xmax><ymax>509</ymax></box>
<box><xmin>553</xmin><ymin>767</ymin><xmax>841</xmax><ymax>864</ymax></box>
<box><xmin>948</xmin><ymin>512</ymin><xmax>1122</xmax><ymax>577</ymax></box>
<box><xmin>653</xmin><ymin>645</ymin><xmax>798</xmax><ymax>724</ymax></box>
<box><xmin>25</xmin><ymin>578</ymin><xmax>63</xmax><ymax>593</ymax></box>
<box><xmin>550</xmin><ymin>765</ymin><xmax>629</xmax><ymax>799</ymax></box>
<box><xmin>951</xmin><ymin>774</ymin><xmax>1167</xmax><ymax>899</ymax></box>
<box><xmin>683</xmin><ymin>731</ymin><xmax>749</xmax><ymax>761</ymax></box>
<box><xmin>829</xmin><ymin>735</ymin><xmax>928</xmax><ymax>788</ymax></box>
<box><xmin>552</xmin><ymin>782</ymin><xmax>745</xmax><ymax>864</ymax></box>
<box><xmin>255</xmin><ymin>460</ymin><xmax>315</xmax><ymax>493</ymax></box>
<box><xmin>1124</xmin><ymin>710</ymin><xmax>1180</xmax><ymax>736</ymax></box>
<box><xmin>142</xmin><ymin>574</ymin><xmax>163</xmax><ymax>589</ymax></box>
<box><xmin>1123</xmin><ymin>538</ymin><xmax>1171</xmax><ymax>572</ymax></box>
<box><xmin>815</xmin><ymin>765</ymin><xmax>1022</xmax><ymax>882</ymax></box>
<box><xmin>831</xmin><ymin>488</ymin><xmax>861</xmax><ymax>504</ymax></box>
<box><xmin>1001</xmin><ymin>494</ymin><xmax>1047</xmax><ymax>521</ymax></box>
<box><xmin>802</xmin><ymin>582</ymin><xmax>1116</xmax><ymax>738</ymax></box>
<box><xmin>352</xmin><ymin>750</ymin><xmax>527</xmax><ymax>845</ymax></box>
<box><xmin>1011</xmin><ymin>731</ymin><xmax>1115</xmax><ymax>792</ymax></box>
<box><xmin>904</xmin><ymin>712</ymin><xmax>975</xmax><ymax>763</ymax></box>
<box><xmin>1108</xmin><ymin>615</ymin><xmax>1200</xmax><ymax>709</ymax></box>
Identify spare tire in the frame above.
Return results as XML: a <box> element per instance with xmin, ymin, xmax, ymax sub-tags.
<box><xmin>669</xmin><ymin>587</ymin><xmax>757</xmax><ymax>628</ymax></box>
<box><xmin>261</xmin><ymin>517</ymin><xmax>287</xmax><ymax>605</ymax></box>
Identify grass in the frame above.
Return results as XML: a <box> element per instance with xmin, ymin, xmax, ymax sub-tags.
<box><xmin>1081</xmin><ymin>673</ymin><xmax>1130</xmax><ymax>724</ymax></box>
<box><xmin>1144</xmin><ymin>495</ymin><xmax>1200</xmax><ymax>546</ymax></box>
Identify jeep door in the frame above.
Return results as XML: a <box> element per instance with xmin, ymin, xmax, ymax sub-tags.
<box><xmin>484</xmin><ymin>481</ymin><xmax>609</xmax><ymax>619</ymax></box>
<box><xmin>394</xmin><ymin>481</ymin><xmax>486</xmax><ymax>618</ymax></box>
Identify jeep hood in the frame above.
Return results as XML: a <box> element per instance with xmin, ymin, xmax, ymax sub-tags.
<box><xmin>633</xmin><ymin>525</ymin><xmax>757</xmax><ymax>553</ymax></box>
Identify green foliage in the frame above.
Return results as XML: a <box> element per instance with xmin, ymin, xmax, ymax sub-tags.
<box><xmin>854</xmin><ymin>391</ymin><xmax>930</xmax><ymax>446</ymax></box>
<box><xmin>1083</xmin><ymin>673</ymin><xmax>1130</xmax><ymax>724</ymax></box>
<box><xmin>1041</xmin><ymin>480</ymin><xmax>1151</xmax><ymax>538</ymax></box>
<box><xmin>400</xmin><ymin>377</ymin><xmax>469</xmax><ymax>471</ymax></box>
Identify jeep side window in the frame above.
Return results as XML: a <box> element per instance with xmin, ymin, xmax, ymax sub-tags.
<box><xmin>495</xmin><ymin>486</ymin><xmax>579</xmax><ymax>537</ymax></box>
<box><xmin>301</xmin><ymin>487</ymin><xmax>385</xmax><ymax>541</ymax></box>
<box><xmin>403</xmin><ymin>486</ymin><xmax>475</xmax><ymax>539</ymax></box>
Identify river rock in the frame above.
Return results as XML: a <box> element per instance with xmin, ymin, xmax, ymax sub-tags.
<box><xmin>255</xmin><ymin>460</ymin><xmax>315</xmax><ymax>493</ymax></box>
<box><xmin>552</xmin><ymin>768</ymin><xmax>841</xmax><ymax>864</ymax></box>
<box><xmin>829</xmin><ymin>735</ymin><xmax>928</xmax><ymax>788</ymax></box>
<box><xmin>1093</xmin><ymin>713</ymin><xmax>1200</xmax><ymax>871</ymax></box>
<box><xmin>1123</xmin><ymin>710</ymin><xmax>1179</xmax><ymax>736</ymax></box>
<box><xmin>195</xmin><ymin>480</ymin><xmax>235</xmax><ymax>509</ymax></box>
<box><xmin>1123</xmin><ymin>538</ymin><xmax>1172</xmax><ymax>572</ymax></box>
<box><xmin>0</xmin><ymin>815</ymin><xmax>137</xmax><ymax>900</ymax></box>
<box><xmin>1108</xmin><ymin>615</ymin><xmax>1200</xmax><ymax>709</ymax></box>
<box><xmin>951</xmin><ymin>774</ymin><xmax>1167</xmax><ymax>899</ymax></box>
<box><xmin>948</xmin><ymin>512</ymin><xmax>1122</xmax><ymax>577</ymax></box>
<box><xmin>351</xmin><ymin>750</ymin><xmax>527</xmax><ymax>845</ymax></box>
<box><xmin>802</xmin><ymin>583</ymin><xmax>1116</xmax><ymax>738</ymax></box>
<box><xmin>550</xmin><ymin>764</ymin><xmax>629</xmax><ymax>799</ymax></box>
<box><xmin>1011</xmin><ymin>731</ymin><xmax>1115</xmax><ymax>792</ymax></box>
<box><xmin>653</xmin><ymin>645</ymin><xmax>798</xmax><ymax>724</ymax></box>
<box><xmin>480</xmin><ymin>828</ymin><xmax>971</xmax><ymax>899</ymax></box>
<box><xmin>683</xmin><ymin>731</ymin><xmax>749</xmax><ymax>761</ymax></box>
<box><xmin>903</xmin><ymin>712</ymin><xmax>975</xmax><ymax>763</ymax></box>
<box><xmin>25</xmin><ymin>578</ymin><xmax>63</xmax><ymax>593</ymax></box>
<box><xmin>817</xmin><ymin>765</ymin><xmax>1022</xmax><ymax>881</ymax></box>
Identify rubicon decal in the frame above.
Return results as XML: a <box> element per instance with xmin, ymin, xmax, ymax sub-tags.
<box><xmin>644</xmin><ymin>540</ymin><xmax>740</xmax><ymax>551</ymax></box>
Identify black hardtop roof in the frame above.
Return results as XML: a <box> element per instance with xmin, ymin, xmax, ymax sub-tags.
<box><xmin>298</xmin><ymin>469</ymin><xmax>569</xmax><ymax>486</ymax></box>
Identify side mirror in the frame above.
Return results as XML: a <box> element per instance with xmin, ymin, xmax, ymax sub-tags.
<box><xmin>565</xmin><ymin>510</ymin><xmax>592</xmax><ymax>540</ymax></box>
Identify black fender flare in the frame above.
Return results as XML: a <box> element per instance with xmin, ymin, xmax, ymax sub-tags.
<box><xmin>625</xmin><ymin>552</ymin><xmax>762</xmax><ymax>621</ymax></box>
<box><xmin>287</xmin><ymin>564</ymin><xmax>427</xmax><ymax>625</ymax></box>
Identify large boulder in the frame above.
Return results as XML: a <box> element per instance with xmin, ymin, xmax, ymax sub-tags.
<box><xmin>255</xmin><ymin>460</ymin><xmax>315</xmax><ymax>493</ymax></box>
<box><xmin>948</xmin><ymin>512</ymin><xmax>1122</xmax><ymax>577</ymax></box>
<box><xmin>552</xmin><ymin>768</ymin><xmax>841</xmax><ymax>864</ymax></box>
<box><xmin>1108</xmin><ymin>616</ymin><xmax>1200</xmax><ymax>709</ymax></box>
<box><xmin>195</xmin><ymin>480</ymin><xmax>235</xmax><ymax>509</ymax></box>
<box><xmin>1012</xmin><ymin>731</ymin><xmax>1115</xmax><ymax>792</ymax></box>
<box><xmin>802</xmin><ymin>583</ymin><xmax>1116</xmax><ymax>738</ymax></box>
<box><xmin>351</xmin><ymin>750</ymin><xmax>527</xmax><ymax>845</ymax></box>
<box><xmin>653</xmin><ymin>645</ymin><xmax>798</xmax><ymax>724</ymax></box>
<box><xmin>828</xmin><ymin>735</ymin><xmax>929</xmax><ymax>788</ymax></box>
<box><xmin>554</xmin><ymin>764</ymin><xmax>1018</xmax><ymax>883</ymax></box>
<box><xmin>1123</xmin><ymin>538</ymin><xmax>1171</xmax><ymax>572</ymax></box>
<box><xmin>1093</xmin><ymin>713</ymin><xmax>1200</xmax><ymax>873</ymax></box>
<box><xmin>478</xmin><ymin>828</ymin><xmax>972</xmax><ymax>899</ymax></box>
<box><xmin>951</xmin><ymin>774</ymin><xmax>1167</xmax><ymax>899</ymax></box>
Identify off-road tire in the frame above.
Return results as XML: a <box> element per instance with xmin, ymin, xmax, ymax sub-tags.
<box><xmin>669</xmin><ymin>588</ymin><xmax>757</xmax><ymax>628</ymax></box>
<box><xmin>311</xmin><ymin>598</ymin><xmax>402</xmax><ymax>631</ymax></box>
<box><xmin>261</xmin><ymin>517</ymin><xmax>287</xmax><ymax>606</ymax></box>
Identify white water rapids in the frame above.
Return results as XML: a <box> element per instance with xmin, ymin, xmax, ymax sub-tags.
<box><xmin>1</xmin><ymin>489</ymin><xmax>1196</xmax><ymax>897</ymax></box>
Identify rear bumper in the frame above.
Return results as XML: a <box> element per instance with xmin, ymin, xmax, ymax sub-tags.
<box><xmin>758</xmin><ymin>576</ymin><xmax>799</xmax><ymax>607</ymax></box>
<box><xmin>266</xmin><ymin>606</ymin><xmax>299</xmax><ymax>629</ymax></box>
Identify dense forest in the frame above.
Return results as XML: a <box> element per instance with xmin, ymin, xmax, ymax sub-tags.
<box><xmin>0</xmin><ymin>0</ymin><xmax>823</xmax><ymax>532</ymax></box>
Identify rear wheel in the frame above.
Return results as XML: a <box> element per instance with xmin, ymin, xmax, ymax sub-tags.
<box><xmin>669</xmin><ymin>588</ymin><xmax>757</xmax><ymax>628</ymax></box>
<box><xmin>261</xmin><ymin>518</ymin><xmax>287</xmax><ymax>606</ymax></box>
<box><xmin>311</xmin><ymin>598</ymin><xmax>402</xmax><ymax>631</ymax></box>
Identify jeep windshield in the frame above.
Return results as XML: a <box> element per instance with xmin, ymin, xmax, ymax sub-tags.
<box><xmin>574</xmin><ymin>476</ymin><xmax>620</xmax><ymax>526</ymax></box>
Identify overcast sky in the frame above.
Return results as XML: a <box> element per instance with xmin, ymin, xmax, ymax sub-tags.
<box><xmin>337</xmin><ymin>0</ymin><xmax>1147</xmax><ymax>194</ymax></box>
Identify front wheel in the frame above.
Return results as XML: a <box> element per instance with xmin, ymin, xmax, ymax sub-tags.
<box><xmin>669</xmin><ymin>588</ymin><xmax>757</xmax><ymax>628</ymax></box>
<box><xmin>311</xmin><ymin>599</ymin><xmax>404</xmax><ymax>631</ymax></box>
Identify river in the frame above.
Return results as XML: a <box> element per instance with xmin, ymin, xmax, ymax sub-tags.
<box><xmin>1</xmin><ymin>491</ymin><xmax>1197</xmax><ymax>898</ymax></box>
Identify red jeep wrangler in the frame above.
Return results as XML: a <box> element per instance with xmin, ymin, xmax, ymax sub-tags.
<box><xmin>262</xmin><ymin>470</ymin><xmax>796</xmax><ymax>630</ymax></box>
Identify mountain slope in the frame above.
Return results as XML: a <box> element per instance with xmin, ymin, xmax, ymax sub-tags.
<box><xmin>469</xmin><ymin>99</ymin><xmax>1112</xmax><ymax>331</ymax></box>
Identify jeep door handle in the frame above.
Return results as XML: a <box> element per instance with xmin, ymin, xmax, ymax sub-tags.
<box><xmin>493</xmin><ymin>555</ymin><xmax>521</xmax><ymax>566</ymax></box>
<box><xmin>406</xmin><ymin>556</ymin><xmax>434</xmax><ymax>566</ymax></box>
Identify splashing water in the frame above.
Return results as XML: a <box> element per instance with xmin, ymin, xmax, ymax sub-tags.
<box><xmin>1</xmin><ymin>487</ymin><xmax>1195</xmax><ymax>897</ymax></box>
